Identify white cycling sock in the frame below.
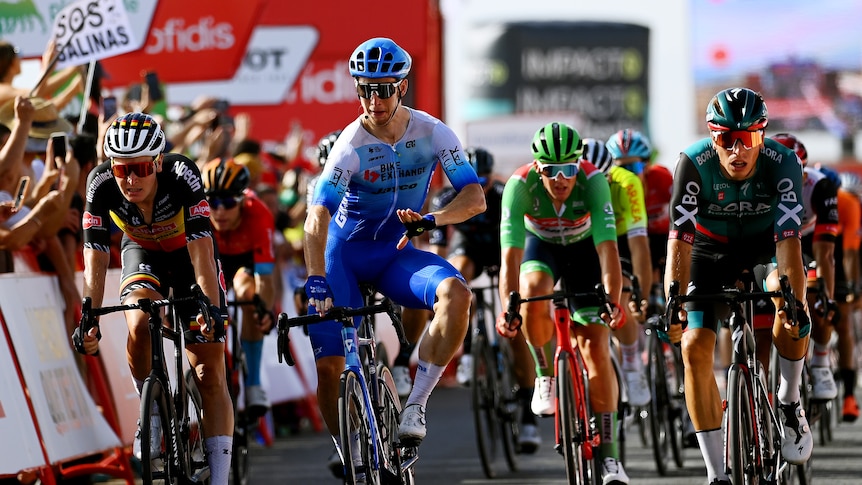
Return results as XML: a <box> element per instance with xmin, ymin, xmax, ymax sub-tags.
<box><xmin>205</xmin><ymin>435</ymin><xmax>232</xmax><ymax>485</ymax></box>
<box><xmin>811</xmin><ymin>342</ymin><xmax>830</xmax><ymax>368</ymax></box>
<box><xmin>405</xmin><ymin>359</ymin><xmax>444</xmax><ymax>408</ymax></box>
<box><xmin>133</xmin><ymin>377</ymin><xmax>159</xmax><ymax>414</ymax></box>
<box><xmin>778</xmin><ymin>356</ymin><xmax>804</xmax><ymax>405</ymax></box>
<box><xmin>696</xmin><ymin>429</ymin><xmax>728</xmax><ymax>482</ymax></box>
<box><xmin>620</xmin><ymin>343</ymin><xmax>640</xmax><ymax>371</ymax></box>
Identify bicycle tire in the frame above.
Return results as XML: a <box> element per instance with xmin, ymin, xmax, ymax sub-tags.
<box><xmin>183</xmin><ymin>370</ymin><xmax>209</xmax><ymax>483</ymax></box>
<box><xmin>608</xmin><ymin>349</ymin><xmax>628</xmax><ymax>465</ymax></box>
<box><xmin>471</xmin><ymin>332</ymin><xmax>500</xmax><ymax>478</ymax></box>
<box><xmin>557</xmin><ymin>351</ymin><xmax>592</xmax><ymax>485</ymax></box>
<box><xmin>646</xmin><ymin>333</ymin><xmax>671</xmax><ymax>475</ymax></box>
<box><xmin>140</xmin><ymin>377</ymin><xmax>178</xmax><ymax>485</ymax></box>
<box><xmin>376</xmin><ymin>366</ymin><xmax>412</xmax><ymax>485</ymax></box>
<box><xmin>339</xmin><ymin>370</ymin><xmax>380</xmax><ymax>485</ymax></box>
<box><xmin>727</xmin><ymin>364</ymin><xmax>757</xmax><ymax>485</ymax></box>
<box><xmin>667</xmin><ymin>346</ymin><xmax>686</xmax><ymax>469</ymax></box>
<box><xmin>496</xmin><ymin>338</ymin><xmax>520</xmax><ymax>472</ymax></box>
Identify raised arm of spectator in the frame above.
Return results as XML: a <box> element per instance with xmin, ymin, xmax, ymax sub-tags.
<box><xmin>0</xmin><ymin>96</ymin><xmax>33</xmax><ymax>189</ymax></box>
<box><xmin>0</xmin><ymin>189</ymin><xmax>63</xmax><ymax>250</ymax></box>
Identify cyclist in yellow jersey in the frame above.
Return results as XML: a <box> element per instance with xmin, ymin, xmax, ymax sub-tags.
<box><xmin>583</xmin><ymin>138</ymin><xmax>652</xmax><ymax>409</ymax></box>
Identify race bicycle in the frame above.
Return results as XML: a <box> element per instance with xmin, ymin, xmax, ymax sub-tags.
<box><xmin>468</xmin><ymin>269</ymin><xmax>521</xmax><ymax>478</ymax></box>
<box><xmin>667</xmin><ymin>274</ymin><xmax>798</xmax><ymax>485</ymax></box>
<box><xmin>224</xmin><ymin>295</ymin><xmax>271</xmax><ymax>485</ymax></box>
<box><xmin>505</xmin><ymin>284</ymin><xmax>617</xmax><ymax>484</ymax></box>
<box><xmin>77</xmin><ymin>284</ymin><xmax>213</xmax><ymax>484</ymax></box>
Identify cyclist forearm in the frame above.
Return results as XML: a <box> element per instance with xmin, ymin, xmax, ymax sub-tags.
<box><xmin>665</xmin><ymin>238</ymin><xmax>692</xmax><ymax>298</ymax></box>
<box><xmin>428</xmin><ymin>183</ymin><xmax>485</xmax><ymax>226</ymax></box>
<box><xmin>499</xmin><ymin>246</ymin><xmax>523</xmax><ymax>305</ymax></box>
<box><xmin>812</xmin><ymin>240</ymin><xmax>835</xmax><ymax>298</ymax></box>
<box><xmin>256</xmin><ymin>272</ymin><xmax>276</xmax><ymax>310</ymax></box>
<box><xmin>776</xmin><ymin>237</ymin><xmax>807</xmax><ymax>307</ymax></box>
<box><xmin>629</xmin><ymin>234</ymin><xmax>653</xmax><ymax>298</ymax></box>
<box><xmin>188</xmin><ymin>237</ymin><xmax>222</xmax><ymax>306</ymax></box>
<box><xmin>304</xmin><ymin>205</ymin><xmax>331</xmax><ymax>277</ymax></box>
<box><xmin>82</xmin><ymin>247</ymin><xmax>111</xmax><ymax>309</ymax></box>
<box><xmin>597</xmin><ymin>240</ymin><xmax>623</xmax><ymax>305</ymax></box>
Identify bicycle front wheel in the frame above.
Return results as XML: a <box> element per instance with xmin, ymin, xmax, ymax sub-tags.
<box><xmin>496</xmin><ymin>339</ymin><xmax>520</xmax><ymax>472</ymax></box>
<box><xmin>376</xmin><ymin>366</ymin><xmax>413</xmax><ymax>484</ymax></box>
<box><xmin>140</xmin><ymin>377</ymin><xmax>178</xmax><ymax>485</ymax></box>
<box><xmin>727</xmin><ymin>364</ymin><xmax>758</xmax><ymax>485</ymax></box>
<box><xmin>339</xmin><ymin>370</ymin><xmax>379</xmax><ymax>485</ymax></box>
<box><xmin>557</xmin><ymin>351</ymin><xmax>592</xmax><ymax>485</ymax></box>
<box><xmin>183</xmin><ymin>370</ymin><xmax>209</xmax><ymax>483</ymax></box>
<box><xmin>471</xmin><ymin>332</ymin><xmax>500</xmax><ymax>478</ymax></box>
<box><xmin>646</xmin><ymin>334</ymin><xmax>671</xmax><ymax>475</ymax></box>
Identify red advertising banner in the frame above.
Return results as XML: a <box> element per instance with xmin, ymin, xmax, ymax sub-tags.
<box><xmin>100</xmin><ymin>0</ymin><xmax>265</xmax><ymax>86</ymax></box>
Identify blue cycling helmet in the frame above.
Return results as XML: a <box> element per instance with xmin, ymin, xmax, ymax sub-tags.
<box><xmin>348</xmin><ymin>37</ymin><xmax>412</xmax><ymax>79</ymax></box>
<box><xmin>818</xmin><ymin>166</ymin><xmax>842</xmax><ymax>189</ymax></box>
<box><xmin>581</xmin><ymin>138</ymin><xmax>613</xmax><ymax>174</ymax></box>
<box><xmin>606</xmin><ymin>129</ymin><xmax>652</xmax><ymax>161</ymax></box>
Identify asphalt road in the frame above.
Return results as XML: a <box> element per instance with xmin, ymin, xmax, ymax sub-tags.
<box><xmin>248</xmin><ymin>385</ymin><xmax>862</xmax><ymax>484</ymax></box>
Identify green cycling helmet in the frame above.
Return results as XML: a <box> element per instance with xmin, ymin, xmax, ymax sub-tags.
<box><xmin>531</xmin><ymin>122</ymin><xmax>583</xmax><ymax>163</ymax></box>
<box><xmin>706</xmin><ymin>87</ymin><xmax>768</xmax><ymax>131</ymax></box>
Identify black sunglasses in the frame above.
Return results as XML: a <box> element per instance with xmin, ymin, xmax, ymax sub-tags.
<box><xmin>207</xmin><ymin>195</ymin><xmax>243</xmax><ymax>210</ymax></box>
<box><xmin>355</xmin><ymin>81</ymin><xmax>402</xmax><ymax>99</ymax></box>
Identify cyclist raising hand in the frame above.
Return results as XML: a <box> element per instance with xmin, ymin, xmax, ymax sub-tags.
<box><xmin>497</xmin><ymin>122</ymin><xmax>628</xmax><ymax>484</ymax></box>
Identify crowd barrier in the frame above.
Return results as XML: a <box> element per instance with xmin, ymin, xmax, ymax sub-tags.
<box><xmin>0</xmin><ymin>263</ymin><xmax>326</xmax><ymax>482</ymax></box>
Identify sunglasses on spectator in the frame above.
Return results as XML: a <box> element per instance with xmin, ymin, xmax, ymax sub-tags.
<box><xmin>355</xmin><ymin>81</ymin><xmax>403</xmax><ymax>99</ymax></box>
<box><xmin>537</xmin><ymin>162</ymin><xmax>579</xmax><ymax>179</ymax></box>
<box><xmin>711</xmin><ymin>129</ymin><xmax>765</xmax><ymax>150</ymax></box>
<box><xmin>111</xmin><ymin>159</ymin><xmax>156</xmax><ymax>178</ymax></box>
<box><xmin>207</xmin><ymin>195</ymin><xmax>243</xmax><ymax>210</ymax></box>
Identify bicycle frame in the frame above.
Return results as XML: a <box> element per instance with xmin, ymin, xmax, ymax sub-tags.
<box><xmin>79</xmin><ymin>285</ymin><xmax>214</xmax><ymax>483</ymax></box>
<box><xmin>508</xmin><ymin>286</ymin><xmax>610</xmax><ymax>482</ymax></box>
<box><xmin>277</xmin><ymin>297</ymin><xmax>415</xmax><ymax>483</ymax></box>
<box><xmin>666</xmin><ymin>275</ymin><xmax>796</xmax><ymax>483</ymax></box>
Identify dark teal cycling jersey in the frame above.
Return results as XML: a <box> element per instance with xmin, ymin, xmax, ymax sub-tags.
<box><xmin>669</xmin><ymin>137</ymin><xmax>804</xmax><ymax>244</ymax></box>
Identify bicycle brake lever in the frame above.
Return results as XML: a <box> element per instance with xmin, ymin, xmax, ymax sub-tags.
<box><xmin>190</xmin><ymin>284</ymin><xmax>211</xmax><ymax>322</ymax></box>
<box><xmin>276</xmin><ymin>312</ymin><xmax>295</xmax><ymax>366</ymax></box>
<box><xmin>385</xmin><ymin>300</ymin><xmax>409</xmax><ymax>346</ymax></box>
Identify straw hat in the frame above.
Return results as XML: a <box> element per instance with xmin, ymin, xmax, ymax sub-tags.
<box><xmin>0</xmin><ymin>97</ymin><xmax>74</xmax><ymax>139</ymax></box>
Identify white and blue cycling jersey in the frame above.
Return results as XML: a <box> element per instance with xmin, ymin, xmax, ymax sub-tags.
<box><xmin>312</xmin><ymin>107</ymin><xmax>479</xmax><ymax>242</ymax></box>
<box><xmin>307</xmin><ymin>107</ymin><xmax>480</xmax><ymax>359</ymax></box>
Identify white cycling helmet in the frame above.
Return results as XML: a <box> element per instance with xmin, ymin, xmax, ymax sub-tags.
<box><xmin>103</xmin><ymin>112</ymin><xmax>166</xmax><ymax>158</ymax></box>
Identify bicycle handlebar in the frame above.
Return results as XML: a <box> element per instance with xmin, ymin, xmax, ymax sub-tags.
<box><xmin>227</xmin><ymin>294</ymin><xmax>275</xmax><ymax>334</ymax></box>
<box><xmin>665</xmin><ymin>275</ymin><xmax>797</xmax><ymax>329</ymax></box>
<box><xmin>75</xmin><ymin>284</ymin><xmax>212</xmax><ymax>355</ymax></box>
<box><xmin>506</xmin><ymin>284</ymin><xmax>613</xmax><ymax>320</ymax></box>
<box><xmin>275</xmin><ymin>298</ymin><xmax>406</xmax><ymax>366</ymax></box>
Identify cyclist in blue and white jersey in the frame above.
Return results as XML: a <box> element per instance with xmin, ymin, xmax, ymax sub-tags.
<box><xmin>303</xmin><ymin>37</ymin><xmax>486</xmax><ymax>472</ymax></box>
